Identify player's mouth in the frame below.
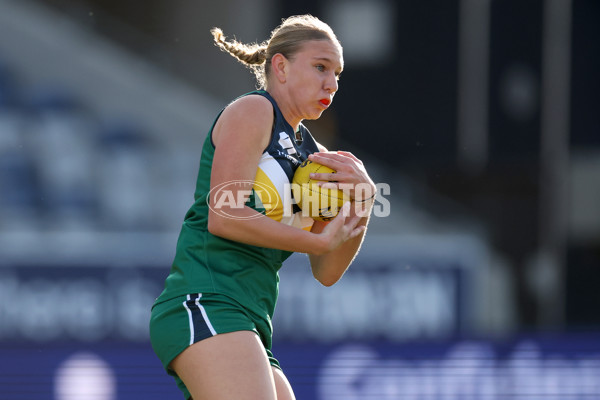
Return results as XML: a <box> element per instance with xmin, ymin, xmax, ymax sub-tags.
<box><xmin>319</xmin><ymin>98</ymin><xmax>331</xmax><ymax>107</ymax></box>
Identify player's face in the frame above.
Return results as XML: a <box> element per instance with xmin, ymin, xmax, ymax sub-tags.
<box><xmin>286</xmin><ymin>39</ymin><xmax>343</xmax><ymax>120</ymax></box>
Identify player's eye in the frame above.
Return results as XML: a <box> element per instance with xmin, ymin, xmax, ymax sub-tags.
<box><xmin>316</xmin><ymin>64</ymin><xmax>326</xmax><ymax>72</ymax></box>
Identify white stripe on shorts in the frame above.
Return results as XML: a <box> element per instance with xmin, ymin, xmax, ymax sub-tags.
<box><xmin>183</xmin><ymin>295</ymin><xmax>195</xmax><ymax>345</ymax></box>
<box><xmin>183</xmin><ymin>293</ymin><xmax>217</xmax><ymax>346</ymax></box>
<box><xmin>197</xmin><ymin>295</ymin><xmax>217</xmax><ymax>336</ymax></box>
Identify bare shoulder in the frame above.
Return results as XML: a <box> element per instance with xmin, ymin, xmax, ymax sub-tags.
<box><xmin>223</xmin><ymin>94</ymin><xmax>273</xmax><ymax>124</ymax></box>
<box><xmin>213</xmin><ymin>94</ymin><xmax>274</xmax><ymax>147</ymax></box>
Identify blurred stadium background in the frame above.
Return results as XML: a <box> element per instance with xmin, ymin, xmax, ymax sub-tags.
<box><xmin>0</xmin><ymin>0</ymin><xmax>598</xmax><ymax>399</ymax></box>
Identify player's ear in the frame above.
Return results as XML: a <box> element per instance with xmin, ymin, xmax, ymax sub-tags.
<box><xmin>271</xmin><ymin>53</ymin><xmax>288</xmax><ymax>83</ymax></box>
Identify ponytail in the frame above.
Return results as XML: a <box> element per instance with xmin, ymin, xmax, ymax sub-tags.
<box><xmin>211</xmin><ymin>27</ymin><xmax>268</xmax><ymax>88</ymax></box>
<box><xmin>211</xmin><ymin>15</ymin><xmax>341</xmax><ymax>89</ymax></box>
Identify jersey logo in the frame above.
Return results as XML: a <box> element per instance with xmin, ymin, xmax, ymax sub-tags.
<box><xmin>278</xmin><ymin>132</ymin><xmax>297</xmax><ymax>155</ymax></box>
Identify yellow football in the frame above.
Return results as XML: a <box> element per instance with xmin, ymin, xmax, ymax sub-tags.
<box><xmin>291</xmin><ymin>159</ymin><xmax>350</xmax><ymax>221</ymax></box>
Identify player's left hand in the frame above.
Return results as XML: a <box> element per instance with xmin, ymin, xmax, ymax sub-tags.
<box><xmin>307</xmin><ymin>151</ymin><xmax>376</xmax><ymax>202</ymax></box>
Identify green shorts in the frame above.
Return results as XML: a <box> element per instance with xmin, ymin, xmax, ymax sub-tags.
<box><xmin>149</xmin><ymin>292</ymin><xmax>280</xmax><ymax>399</ymax></box>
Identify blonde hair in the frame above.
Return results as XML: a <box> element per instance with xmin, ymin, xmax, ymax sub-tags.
<box><xmin>211</xmin><ymin>15</ymin><xmax>341</xmax><ymax>89</ymax></box>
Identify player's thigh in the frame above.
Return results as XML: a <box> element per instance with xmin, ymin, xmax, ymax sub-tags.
<box><xmin>171</xmin><ymin>330</ymin><xmax>277</xmax><ymax>400</ymax></box>
<box><xmin>272</xmin><ymin>366</ymin><xmax>296</xmax><ymax>400</ymax></box>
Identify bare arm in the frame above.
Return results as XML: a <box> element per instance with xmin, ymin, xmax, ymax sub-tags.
<box><xmin>307</xmin><ymin>148</ymin><xmax>377</xmax><ymax>286</ymax></box>
<box><xmin>207</xmin><ymin>96</ymin><xmax>364</xmax><ymax>255</ymax></box>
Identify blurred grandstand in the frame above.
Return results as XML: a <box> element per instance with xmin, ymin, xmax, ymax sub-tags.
<box><xmin>0</xmin><ymin>1</ymin><xmax>598</xmax><ymax>399</ymax></box>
